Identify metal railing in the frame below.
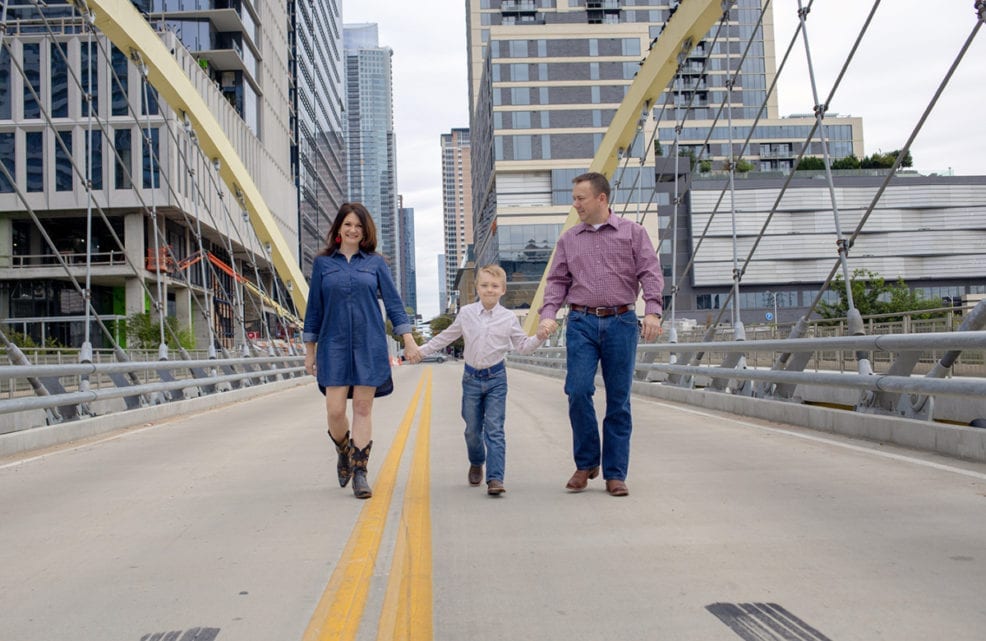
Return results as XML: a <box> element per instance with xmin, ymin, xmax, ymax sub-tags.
<box><xmin>509</xmin><ymin>310</ymin><xmax>986</xmax><ymax>425</ymax></box>
<box><xmin>0</xmin><ymin>346</ymin><xmax>306</xmax><ymax>433</ymax></box>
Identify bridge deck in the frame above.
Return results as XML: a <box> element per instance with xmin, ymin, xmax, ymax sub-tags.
<box><xmin>2</xmin><ymin>363</ymin><xmax>985</xmax><ymax>641</ymax></box>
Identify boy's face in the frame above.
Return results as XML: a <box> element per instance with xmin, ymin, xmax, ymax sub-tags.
<box><xmin>476</xmin><ymin>273</ymin><xmax>506</xmax><ymax>308</ymax></box>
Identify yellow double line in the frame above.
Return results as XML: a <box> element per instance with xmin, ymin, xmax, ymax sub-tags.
<box><xmin>302</xmin><ymin>368</ymin><xmax>434</xmax><ymax>641</ymax></box>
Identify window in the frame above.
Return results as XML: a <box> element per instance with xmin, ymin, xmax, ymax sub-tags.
<box><xmin>114</xmin><ymin>128</ymin><xmax>132</xmax><ymax>189</ymax></box>
<box><xmin>23</xmin><ymin>43</ymin><xmax>41</xmax><ymax>119</ymax></box>
<box><xmin>26</xmin><ymin>132</ymin><xmax>43</xmax><ymax>192</ymax></box>
<box><xmin>86</xmin><ymin>130</ymin><xmax>103</xmax><ymax>190</ymax></box>
<box><xmin>50</xmin><ymin>42</ymin><xmax>69</xmax><ymax>118</ymax></box>
<box><xmin>80</xmin><ymin>42</ymin><xmax>99</xmax><ymax>116</ymax></box>
<box><xmin>111</xmin><ymin>46</ymin><xmax>129</xmax><ymax>117</ymax></box>
<box><xmin>55</xmin><ymin>130</ymin><xmax>73</xmax><ymax>191</ymax></box>
<box><xmin>697</xmin><ymin>294</ymin><xmax>721</xmax><ymax>310</ymax></box>
<box><xmin>0</xmin><ymin>133</ymin><xmax>13</xmax><ymax>192</ymax></box>
<box><xmin>0</xmin><ymin>47</ymin><xmax>10</xmax><ymax>119</ymax></box>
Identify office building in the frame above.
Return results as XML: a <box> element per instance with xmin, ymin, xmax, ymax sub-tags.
<box><xmin>465</xmin><ymin>0</ymin><xmax>864</xmax><ymax>309</ymax></box>
<box><xmin>398</xmin><ymin>196</ymin><xmax>417</xmax><ymax>313</ymax></box>
<box><xmin>440</xmin><ymin>127</ymin><xmax>474</xmax><ymax>311</ymax></box>
<box><xmin>0</xmin><ymin>1</ymin><xmax>298</xmax><ymax>348</ymax></box>
<box><xmin>289</xmin><ymin>0</ymin><xmax>348</xmax><ymax>274</ymax></box>
<box><xmin>343</xmin><ymin>23</ymin><xmax>400</xmax><ymax>285</ymax></box>
<box><xmin>679</xmin><ymin>172</ymin><xmax>986</xmax><ymax>326</ymax></box>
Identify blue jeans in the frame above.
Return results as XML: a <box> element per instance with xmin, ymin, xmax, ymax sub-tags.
<box><xmin>564</xmin><ymin>309</ymin><xmax>639</xmax><ymax>481</ymax></box>
<box><xmin>461</xmin><ymin>368</ymin><xmax>508</xmax><ymax>482</ymax></box>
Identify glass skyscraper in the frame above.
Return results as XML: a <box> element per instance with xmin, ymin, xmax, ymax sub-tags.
<box><xmin>343</xmin><ymin>23</ymin><xmax>400</xmax><ymax>286</ymax></box>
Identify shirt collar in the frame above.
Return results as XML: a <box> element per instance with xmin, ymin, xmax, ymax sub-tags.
<box><xmin>576</xmin><ymin>209</ymin><xmax>617</xmax><ymax>233</ymax></box>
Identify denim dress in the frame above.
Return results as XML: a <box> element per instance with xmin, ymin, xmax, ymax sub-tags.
<box><xmin>303</xmin><ymin>251</ymin><xmax>411</xmax><ymax>388</ymax></box>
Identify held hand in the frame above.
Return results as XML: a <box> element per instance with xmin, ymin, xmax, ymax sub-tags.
<box><xmin>538</xmin><ymin>318</ymin><xmax>558</xmax><ymax>338</ymax></box>
<box><xmin>404</xmin><ymin>343</ymin><xmax>422</xmax><ymax>364</ymax></box>
<box><xmin>640</xmin><ymin>313</ymin><xmax>663</xmax><ymax>343</ymax></box>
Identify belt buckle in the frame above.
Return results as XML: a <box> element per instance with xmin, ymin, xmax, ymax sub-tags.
<box><xmin>594</xmin><ymin>306</ymin><xmax>609</xmax><ymax>316</ymax></box>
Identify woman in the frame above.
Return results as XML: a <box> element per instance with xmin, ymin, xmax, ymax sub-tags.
<box><xmin>303</xmin><ymin>203</ymin><xmax>420</xmax><ymax>499</ymax></box>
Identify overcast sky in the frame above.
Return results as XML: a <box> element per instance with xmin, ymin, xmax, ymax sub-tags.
<box><xmin>341</xmin><ymin>1</ymin><xmax>986</xmax><ymax>321</ymax></box>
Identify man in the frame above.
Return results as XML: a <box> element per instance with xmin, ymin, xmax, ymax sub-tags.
<box><xmin>538</xmin><ymin>172</ymin><xmax>664</xmax><ymax>497</ymax></box>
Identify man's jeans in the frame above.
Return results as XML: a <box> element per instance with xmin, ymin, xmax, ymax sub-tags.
<box><xmin>564</xmin><ymin>309</ymin><xmax>639</xmax><ymax>481</ymax></box>
<box><xmin>461</xmin><ymin>368</ymin><xmax>508</xmax><ymax>482</ymax></box>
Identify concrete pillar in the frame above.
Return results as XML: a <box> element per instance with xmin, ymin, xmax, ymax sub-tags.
<box><xmin>0</xmin><ymin>216</ymin><xmax>11</xmax><ymax>268</ymax></box>
<box><xmin>123</xmin><ymin>211</ymin><xmax>148</xmax><ymax>319</ymax></box>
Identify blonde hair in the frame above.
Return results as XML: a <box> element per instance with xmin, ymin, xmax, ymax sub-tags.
<box><xmin>478</xmin><ymin>264</ymin><xmax>507</xmax><ymax>286</ymax></box>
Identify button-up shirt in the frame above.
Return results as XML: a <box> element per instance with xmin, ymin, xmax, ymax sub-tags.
<box><xmin>539</xmin><ymin>212</ymin><xmax>664</xmax><ymax>320</ymax></box>
<box><xmin>419</xmin><ymin>301</ymin><xmax>544</xmax><ymax>370</ymax></box>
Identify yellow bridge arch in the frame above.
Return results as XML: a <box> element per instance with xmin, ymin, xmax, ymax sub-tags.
<box><xmin>68</xmin><ymin>0</ymin><xmax>308</xmax><ymax>313</ymax></box>
<box><xmin>69</xmin><ymin>0</ymin><xmax>725</xmax><ymax>325</ymax></box>
<box><xmin>523</xmin><ymin>0</ymin><xmax>725</xmax><ymax>332</ymax></box>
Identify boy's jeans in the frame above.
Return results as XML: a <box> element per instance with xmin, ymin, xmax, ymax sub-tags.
<box><xmin>564</xmin><ymin>309</ymin><xmax>639</xmax><ymax>481</ymax></box>
<box><xmin>461</xmin><ymin>368</ymin><xmax>508</xmax><ymax>482</ymax></box>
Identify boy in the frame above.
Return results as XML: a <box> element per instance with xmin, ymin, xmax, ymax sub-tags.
<box><xmin>409</xmin><ymin>265</ymin><xmax>549</xmax><ymax>495</ymax></box>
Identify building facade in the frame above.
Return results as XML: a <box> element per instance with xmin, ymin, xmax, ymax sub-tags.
<box><xmin>440</xmin><ymin>127</ymin><xmax>474</xmax><ymax>311</ymax></box>
<box><xmin>465</xmin><ymin>0</ymin><xmax>864</xmax><ymax>310</ymax></box>
<box><xmin>343</xmin><ymin>23</ymin><xmax>400</xmax><ymax>286</ymax></box>
<box><xmin>0</xmin><ymin>1</ymin><xmax>298</xmax><ymax>349</ymax></box>
<box><xmin>398</xmin><ymin>197</ymin><xmax>418</xmax><ymax>314</ymax></box>
<box><xmin>678</xmin><ymin>172</ymin><xmax>986</xmax><ymax>326</ymax></box>
<box><xmin>289</xmin><ymin>0</ymin><xmax>347</xmax><ymax>275</ymax></box>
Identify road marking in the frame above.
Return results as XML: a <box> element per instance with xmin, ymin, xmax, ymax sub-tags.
<box><xmin>377</xmin><ymin>369</ymin><xmax>433</xmax><ymax>641</ymax></box>
<box><xmin>302</xmin><ymin>375</ymin><xmax>426</xmax><ymax>641</ymax></box>
<box><xmin>641</xmin><ymin>398</ymin><xmax>986</xmax><ymax>482</ymax></box>
<box><xmin>707</xmin><ymin>602</ymin><xmax>834</xmax><ymax>641</ymax></box>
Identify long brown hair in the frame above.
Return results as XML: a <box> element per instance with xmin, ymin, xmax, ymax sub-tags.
<box><xmin>320</xmin><ymin>202</ymin><xmax>378</xmax><ymax>255</ymax></box>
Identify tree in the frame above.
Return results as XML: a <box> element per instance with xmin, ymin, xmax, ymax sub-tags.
<box><xmin>428</xmin><ymin>314</ymin><xmax>464</xmax><ymax>354</ymax></box>
<box><xmin>818</xmin><ymin>268</ymin><xmax>940</xmax><ymax>321</ymax></box>
<box><xmin>860</xmin><ymin>149</ymin><xmax>913</xmax><ymax>170</ymax></box>
<box><xmin>796</xmin><ymin>156</ymin><xmax>826</xmax><ymax>171</ymax></box>
<box><xmin>831</xmin><ymin>154</ymin><xmax>861</xmax><ymax>170</ymax></box>
<box><xmin>125</xmin><ymin>312</ymin><xmax>195</xmax><ymax>350</ymax></box>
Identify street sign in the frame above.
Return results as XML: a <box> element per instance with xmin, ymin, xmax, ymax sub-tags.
<box><xmin>765</xmin><ymin>312</ymin><xmax>774</xmax><ymax>321</ymax></box>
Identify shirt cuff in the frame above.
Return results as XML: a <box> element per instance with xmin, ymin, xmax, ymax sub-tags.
<box><xmin>644</xmin><ymin>303</ymin><xmax>663</xmax><ymax>317</ymax></box>
<box><xmin>303</xmin><ymin>332</ymin><xmax>318</xmax><ymax>343</ymax></box>
<box><xmin>539</xmin><ymin>305</ymin><xmax>559</xmax><ymax>321</ymax></box>
<box><xmin>393</xmin><ymin>323</ymin><xmax>412</xmax><ymax>337</ymax></box>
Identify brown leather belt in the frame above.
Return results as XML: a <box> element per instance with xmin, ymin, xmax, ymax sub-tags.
<box><xmin>569</xmin><ymin>303</ymin><xmax>633</xmax><ymax>317</ymax></box>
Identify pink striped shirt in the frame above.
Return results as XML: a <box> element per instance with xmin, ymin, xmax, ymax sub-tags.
<box><xmin>539</xmin><ymin>212</ymin><xmax>665</xmax><ymax>319</ymax></box>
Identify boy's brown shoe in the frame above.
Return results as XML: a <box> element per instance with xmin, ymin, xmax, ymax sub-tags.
<box><xmin>487</xmin><ymin>479</ymin><xmax>505</xmax><ymax>495</ymax></box>
<box><xmin>468</xmin><ymin>464</ymin><xmax>483</xmax><ymax>486</ymax></box>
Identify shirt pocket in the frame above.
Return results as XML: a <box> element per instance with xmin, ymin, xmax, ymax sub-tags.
<box><xmin>354</xmin><ymin>266</ymin><xmax>379</xmax><ymax>292</ymax></box>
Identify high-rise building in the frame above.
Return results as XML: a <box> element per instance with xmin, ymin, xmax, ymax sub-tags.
<box><xmin>440</xmin><ymin>128</ymin><xmax>474</xmax><ymax>311</ymax></box>
<box><xmin>289</xmin><ymin>1</ymin><xmax>347</xmax><ymax>275</ymax></box>
<box><xmin>465</xmin><ymin>0</ymin><xmax>864</xmax><ymax>309</ymax></box>
<box><xmin>0</xmin><ymin>1</ymin><xmax>297</xmax><ymax>348</ymax></box>
<box><xmin>398</xmin><ymin>196</ymin><xmax>417</xmax><ymax>314</ymax></box>
<box><xmin>437</xmin><ymin>255</ymin><xmax>448</xmax><ymax>315</ymax></box>
<box><xmin>343</xmin><ymin>23</ymin><xmax>400</xmax><ymax>285</ymax></box>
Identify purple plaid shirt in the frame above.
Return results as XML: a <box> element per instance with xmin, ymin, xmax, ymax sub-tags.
<box><xmin>539</xmin><ymin>212</ymin><xmax>664</xmax><ymax>320</ymax></box>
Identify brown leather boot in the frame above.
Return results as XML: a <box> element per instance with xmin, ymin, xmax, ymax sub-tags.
<box><xmin>350</xmin><ymin>440</ymin><xmax>373</xmax><ymax>499</ymax></box>
<box><xmin>328</xmin><ymin>430</ymin><xmax>352</xmax><ymax>488</ymax></box>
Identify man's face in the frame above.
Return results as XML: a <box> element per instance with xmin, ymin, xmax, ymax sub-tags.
<box><xmin>572</xmin><ymin>180</ymin><xmax>608</xmax><ymax>224</ymax></box>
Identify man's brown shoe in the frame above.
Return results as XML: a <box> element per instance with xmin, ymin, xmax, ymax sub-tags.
<box><xmin>565</xmin><ymin>466</ymin><xmax>600</xmax><ymax>492</ymax></box>
<box><xmin>468</xmin><ymin>464</ymin><xmax>483</xmax><ymax>486</ymax></box>
<box><xmin>487</xmin><ymin>479</ymin><xmax>505</xmax><ymax>495</ymax></box>
<box><xmin>606</xmin><ymin>479</ymin><xmax>629</xmax><ymax>497</ymax></box>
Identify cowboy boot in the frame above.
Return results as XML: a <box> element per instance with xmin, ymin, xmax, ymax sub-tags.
<box><xmin>350</xmin><ymin>439</ymin><xmax>373</xmax><ymax>499</ymax></box>
<box><xmin>328</xmin><ymin>430</ymin><xmax>352</xmax><ymax>487</ymax></box>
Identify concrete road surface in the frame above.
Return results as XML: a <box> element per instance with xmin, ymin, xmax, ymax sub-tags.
<box><xmin>2</xmin><ymin>363</ymin><xmax>985</xmax><ymax>641</ymax></box>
